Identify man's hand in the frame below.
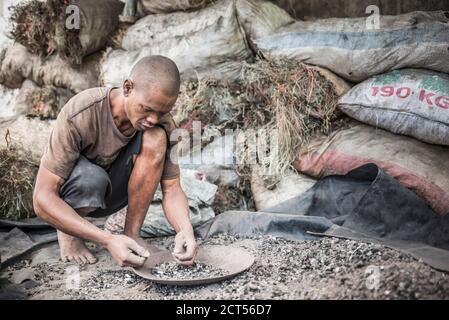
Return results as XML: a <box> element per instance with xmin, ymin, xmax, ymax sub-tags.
<box><xmin>106</xmin><ymin>234</ymin><xmax>150</xmax><ymax>267</ymax></box>
<box><xmin>173</xmin><ymin>229</ymin><xmax>197</xmax><ymax>266</ymax></box>
<box><xmin>161</xmin><ymin>177</ymin><xmax>197</xmax><ymax>265</ymax></box>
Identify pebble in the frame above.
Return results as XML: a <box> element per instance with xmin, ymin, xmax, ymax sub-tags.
<box><xmin>150</xmin><ymin>261</ymin><xmax>227</xmax><ymax>280</ymax></box>
<box><xmin>10</xmin><ymin>234</ymin><xmax>449</xmax><ymax>300</ymax></box>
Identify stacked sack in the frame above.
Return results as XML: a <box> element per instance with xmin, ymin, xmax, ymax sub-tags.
<box><xmin>0</xmin><ymin>0</ymin><xmax>122</xmax><ymax>119</ymax></box>
<box><xmin>0</xmin><ymin>6</ymin><xmax>19</xmax><ymax>118</ymax></box>
<box><xmin>294</xmin><ymin>69</ymin><xmax>449</xmax><ymax>216</ymax></box>
<box><xmin>101</xmin><ymin>0</ymin><xmax>294</xmax><ymax>85</ymax></box>
<box><xmin>102</xmin><ymin>0</ymin><xmax>300</xmax><ymax>212</ymax></box>
<box><xmin>1</xmin><ymin>0</ymin><xmax>449</xmax><ymax>221</ymax></box>
<box><xmin>218</xmin><ymin>5</ymin><xmax>449</xmax><ymax>215</ymax></box>
<box><xmin>256</xmin><ymin>11</ymin><xmax>449</xmax><ymax>82</ymax></box>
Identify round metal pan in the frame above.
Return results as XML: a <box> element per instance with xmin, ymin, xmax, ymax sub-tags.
<box><xmin>133</xmin><ymin>245</ymin><xmax>255</xmax><ymax>286</ymax></box>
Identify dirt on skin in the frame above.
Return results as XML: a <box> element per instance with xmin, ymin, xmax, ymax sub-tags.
<box><xmin>1</xmin><ymin>234</ymin><xmax>448</xmax><ymax>300</ymax></box>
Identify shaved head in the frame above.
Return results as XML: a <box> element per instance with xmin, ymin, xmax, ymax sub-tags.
<box><xmin>122</xmin><ymin>56</ymin><xmax>180</xmax><ymax>131</ymax></box>
<box><xmin>129</xmin><ymin>56</ymin><xmax>181</xmax><ymax>98</ymax></box>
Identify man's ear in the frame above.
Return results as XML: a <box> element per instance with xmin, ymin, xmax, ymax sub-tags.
<box><xmin>123</xmin><ymin>79</ymin><xmax>134</xmax><ymax>97</ymax></box>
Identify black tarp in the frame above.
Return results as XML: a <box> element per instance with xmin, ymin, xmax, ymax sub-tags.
<box><xmin>196</xmin><ymin>164</ymin><xmax>449</xmax><ymax>271</ymax></box>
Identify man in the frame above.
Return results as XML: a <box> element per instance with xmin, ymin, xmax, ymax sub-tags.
<box><xmin>33</xmin><ymin>56</ymin><xmax>197</xmax><ymax>268</ymax></box>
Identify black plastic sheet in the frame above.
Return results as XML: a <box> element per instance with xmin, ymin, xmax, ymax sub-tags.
<box><xmin>197</xmin><ymin>164</ymin><xmax>449</xmax><ymax>271</ymax></box>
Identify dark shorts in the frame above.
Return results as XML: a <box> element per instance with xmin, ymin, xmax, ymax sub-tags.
<box><xmin>59</xmin><ymin>131</ymin><xmax>143</xmax><ymax>218</ymax></box>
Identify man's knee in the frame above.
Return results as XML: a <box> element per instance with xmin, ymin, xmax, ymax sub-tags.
<box><xmin>140</xmin><ymin>127</ymin><xmax>167</xmax><ymax>165</ymax></box>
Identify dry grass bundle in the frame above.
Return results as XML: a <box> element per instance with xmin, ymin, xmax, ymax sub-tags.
<box><xmin>173</xmin><ymin>80</ymin><xmax>221</xmax><ymax>130</ymax></box>
<box><xmin>240</xmin><ymin>59</ymin><xmax>343</xmax><ymax>175</ymax></box>
<box><xmin>9</xmin><ymin>0</ymin><xmax>54</xmax><ymax>56</ymax></box>
<box><xmin>0</xmin><ymin>145</ymin><xmax>37</xmax><ymax>221</ymax></box>
<box><xmin>107</xmin><ymin>23</ymin><xmax>132</xmax><ymax>50</ymax></box>
<box><xmin>25</xmin><ymin>86</ymin><xmax>73</xmax><ymax>119</ymax></box>
<box><xmin>212</xmin><ymin>181</ymin><xmax>255</xmax><ymax>214</ymax></box>
<box><xmin>26</xmin><ymin>86</ymin><xmax>59</xmax><ymax>119</ymax></box>
<box><xmin>51</xmin><ymin>1</ymin><xmax>83</xmax><ymax>66</ymax></box>
<box><xmin>174</xmin><ymin>58</ymin><xmax>343</xmax><ymax>178</ymax></box>
<box><xmin>10</xmin><ymin>0</ymin><xmax>83</xmax><ymax>64</ymax></box>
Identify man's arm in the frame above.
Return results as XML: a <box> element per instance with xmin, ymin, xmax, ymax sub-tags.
<box><xmin>33</xmin><ymin>165</ymin><xmax>149</xmax><ymax>267</ymax></box>
<box><xmin>161</xmin><ymin>177</ymin><xmax>197</xmax><ymax>265</ymax></box>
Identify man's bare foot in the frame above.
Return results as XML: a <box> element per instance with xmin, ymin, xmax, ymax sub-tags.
<box><xmin>127</xmin><ymin>235</ymin><xmax>164</xmax><ymax>255</ymax></box>
<box><xmin>57</xmin><ymin>230</ymin><xmax>97</xmax><ymax>265</ymax></box>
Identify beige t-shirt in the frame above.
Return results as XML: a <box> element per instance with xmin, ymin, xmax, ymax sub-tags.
<box><xmin>41</xmin><ymin>87</ymin><xmax>180</xmax><ymax>180</ymax></box>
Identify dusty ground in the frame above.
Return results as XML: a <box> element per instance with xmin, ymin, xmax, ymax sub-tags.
<box><xmin>1</xmin><ymin>234</ymin><xmax>448</xmax><ymax>300</ymax></box>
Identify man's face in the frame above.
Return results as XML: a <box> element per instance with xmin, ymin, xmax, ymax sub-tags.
<box><xmin>124</xmin><ymin>82</ymin><xmax>177</xmax><ymax>131</ymax></box>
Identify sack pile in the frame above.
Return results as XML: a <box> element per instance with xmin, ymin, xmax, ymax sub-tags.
<box><xmin>256</xmin><ymin>11</ymin><xmax>449</xmax><ymax>82</ymax></box>
<box><xmin>1</xmin><ymin>0</ymin><xmax>449</xmax><ymax>224</ymax></box>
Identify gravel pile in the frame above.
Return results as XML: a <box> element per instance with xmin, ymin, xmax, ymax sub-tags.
<box><xmin>5</xmin><ymin>234</ymin><xmax>449</xmax><ymax>300</ymax></box>
<box><xmin>150</xmin><ymin>261</ymin><xmax>227</xmax><ymax>280</ymax></box>
<box><xmin>66</xmin><ymin>270</ymin><xmax>143</xmax><ymax>299</ymax></box>
<box><xmin>144</xmin><ymin>234</ymin><xmax>449</xmax><ymax>300</ymax></box>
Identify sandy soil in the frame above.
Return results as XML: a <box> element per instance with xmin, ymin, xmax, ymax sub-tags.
<box><xmin>1</xmin><ymin>234</ymin><xmax>448</xmax><ymax>300</ymax></box>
